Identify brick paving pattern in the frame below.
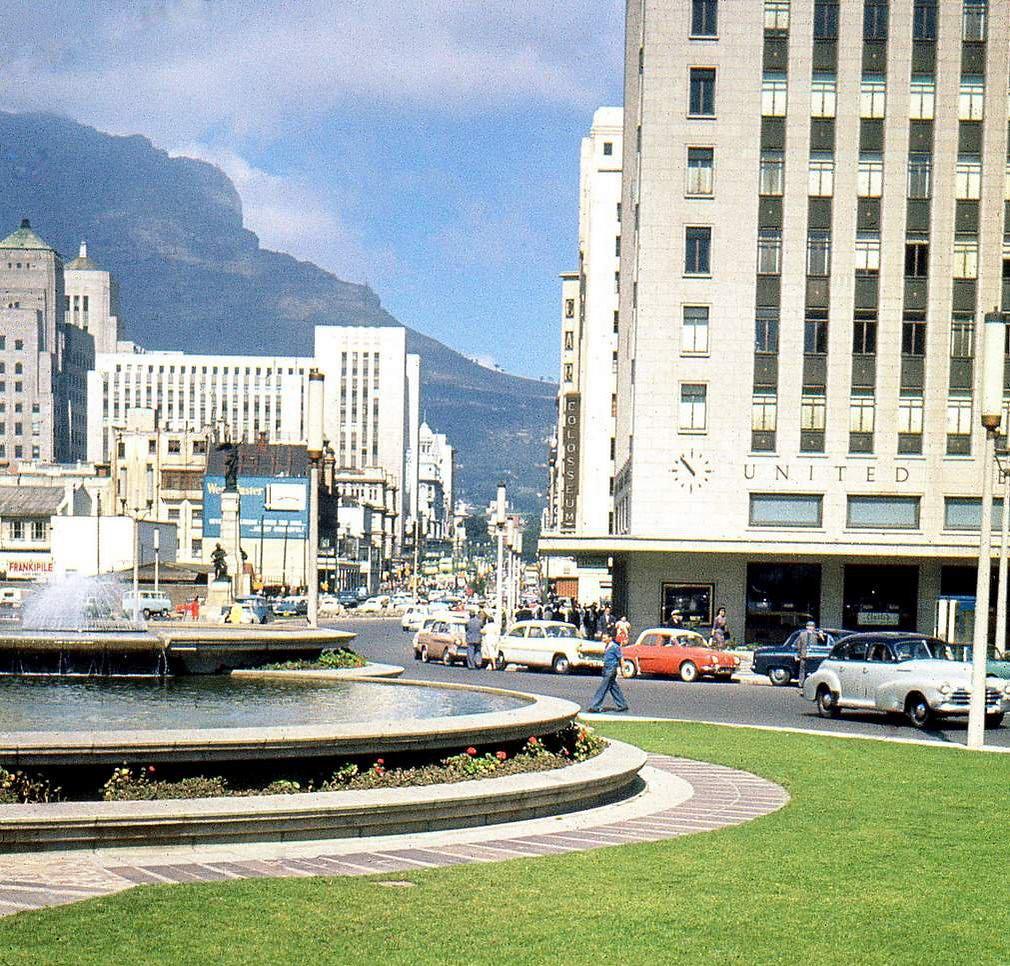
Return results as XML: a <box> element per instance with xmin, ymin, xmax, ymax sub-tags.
<box><xmin>0</xmin><ymin>755</ymin><xmax>788</xmax><ymax>917</ymax></box>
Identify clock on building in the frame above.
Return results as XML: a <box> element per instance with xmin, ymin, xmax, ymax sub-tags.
<box><xmin>671</xmin><ymin>448</ymin><xmax>713</xmax><ymax>494</ymax></box>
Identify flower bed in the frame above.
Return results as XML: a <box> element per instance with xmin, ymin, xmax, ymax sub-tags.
<box><xmin>0</xmin><ymin>725</ymin><xmax>605</xmax><ymax>804</ymax></box>
<box><xmin>257</xmin><ymin>647</ymin><xmax>367</xmax><ymax>671</ymax></box>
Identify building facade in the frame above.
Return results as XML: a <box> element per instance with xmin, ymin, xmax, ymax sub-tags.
<box><xmin>541</xmin><ymin>0</ymin><xmax>1010</xmax><ymax>642</ymax></box>
<box><xmin>417</xmin><ymin>420</ymin><xmax>454</xmax><ymax>542</ymax></box>
<box><xmin>63</xmin><ymin>241</ymin><xmax>125</xmax><ymax>355</ymax></box>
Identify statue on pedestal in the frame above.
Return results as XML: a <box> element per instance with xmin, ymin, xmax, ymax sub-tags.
<box><xmin>211</xmin><ymin>543</ymin><xmax>229</xmax><ymax>582</ymax></box>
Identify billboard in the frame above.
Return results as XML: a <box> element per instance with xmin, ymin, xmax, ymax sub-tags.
<box><xmin>203</xmin><ymin>476</ymin><xmax>309</xmax><ymax>540</ymax></box>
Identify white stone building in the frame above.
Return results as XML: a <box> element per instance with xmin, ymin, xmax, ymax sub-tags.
<box><xmin>541</xmin><ymin>0</ymin><xmax>1010</xmax><ymax>643</ymax></box>
<box><xmin>63</xmin><ymin>242</ymin><xmax>125</xmax><ymax>355</ymax></box>
<box><xmin>417</xmin><ymin>420</ymin><xmax>454</xmax><ymax>541</ymax></box>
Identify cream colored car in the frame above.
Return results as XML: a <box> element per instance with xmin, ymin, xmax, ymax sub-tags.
<box><xmin>491</xmin><ymin>620</ymin><xmax>604</xmax><ymax>674</ymax></box>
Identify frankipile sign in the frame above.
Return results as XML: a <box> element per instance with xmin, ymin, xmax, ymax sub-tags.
<box><xmin>203</xmin><ymin>476</ymin><xmax>309</xmax><ymax>540</ymax></box>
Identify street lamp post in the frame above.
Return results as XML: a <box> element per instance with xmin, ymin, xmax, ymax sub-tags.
<box><xmin>494</xmin><ymin>483</ymin><xmax>506</xmax><ymax>639</ymax></box>
<box><xmin>153</xmin><ymin>527</ymin><xmax>160</xmax><ymax>596</ymax></box>
<box><xmin>306</xmin><ymin>369</ymin><xmax>325</xmax><ymax>629</ymax></box>
<box><xmin>968</xmin><ymin>312</ymin><xmax>1005</xmax><ymax>749</ymax></box>
<box><xmin>996</xmin><ymin>450</ymin><xmax>1010</xmax><ymax>661</ymax></box>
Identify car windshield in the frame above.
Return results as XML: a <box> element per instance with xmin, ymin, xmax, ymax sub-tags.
<box><xmin>894</xmin><ymin>639</ymin><xmax>956</xmax><ymax>662</ymax></box>
<box><xmin>545</xmin><ymin>625</ymin><xmax>578</xmax><ymax>638</ymax></box>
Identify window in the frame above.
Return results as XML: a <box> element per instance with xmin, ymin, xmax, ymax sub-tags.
<box><xmin>864</xmin><ymin>0</ymin><xmax>889</xmax><ymax>40</ymax></box>
<box><xmin>855</xmin><ymin>233</ymin><xmax>881</xmax><ymax>274</ymax></box>
<box><xmin>955</xmin><ymin>155</ymin><xmax>982</xmax><ymax>200</ymax></box>
<box><xmin>913</xmin><ymin>0</ymin><xmax>937</xmax><ymax>40</ymax></box>
<box><xmin>692</xmin><ymin>0</ymin><xmax>718</xmax><ymax>36</ymax></box>
<box><xmin>905</xmin><ymin>239</ymin><xmax>929</xmax><ymax>277</ymax></box>
<box><xmin>564</xmin><ymin>298</ymin><xmax>575</xmax><ymax>319</ymax></box>
<box><xmin>853</xmin><ymin>313</ymin><xmax>878</xmax><ymax>354</ymax></box>
<box><xmin>603</xmin><ymin>141</ymin><xmax>613</xmax><ymax>156</ymax></box>
<box><xmin>907</xmin><ymin>153</ymin><xmax>932</xmax><ymax>199</ymax></box>
<box><xmin>762</xmin><ymin>72</ymin><xmax>788</xmax><ymax>116</ymax></box>
<box><xmin>860</xmin><ymin>75</ymin><xmax>886</xmax><ymax>118</ymax></box>
<box><xmin>752</xmin><ymin>393</ymin><xmax>778</xmax><ymax>431</ymax></box>
<box><xmin>947</xmin><ymin>396</ymin><xmax>973</xmax><ymax>435</ymax></box>
<box><xmin>804</xmin><ymin>310</ymin><xmax>829</xmax><ymax>354</ymax></box>
<box><xmin>899</xmin><ymin>395</ymin><xmax>925</xmax><ymax>434</ymax></box>
<box><xmin>959</xmin><ymin>76</ymin><xmax>984</xmax><ymax>120</ymax></box>
<box><xmin>1005</xmin><ymin>163</ymin><xmax>1010</xmax><ymax>202</ymax></box>
<box><xmin>755</xmin><ymin>308</ymin><xmax>779</xmax><ymax>353</ymax></box>
<box><xmin>945</xmin><ymin>497</ymin><xmax>1007</xmax><ymax>530</ymax></box>
<box><xmin>687</xmin><ymin>147</ymin><xmax>714</xmax><ymax>195</ymax></box>
<box><xmin>765</xmin><ymin>0</ymin><xmax>790</xmax><ymax>30</ymax></box>
<box><xmin>810</xmin><ymin>73</ymin><xmax>837</xmax><ymax>117</ymax></box>
<box><xmin>750</xmin><ymin>494</ymin><xmax>823</xmax><ymax>527</ymax></box>
<box><xmin>813</xmin><ymin>1</ymin><xmax>839</xmax><ymax>39</ymax></box>
<box><xmin>689</xmin><ymin>68</ymin><xmax>716</xmax><ymax>116</ymax></box>
<box><xmin>963</xmin><ymin>0</ymin><xmax>987</xmax><ymax>41</ymax></box>
<box><xmin>759</xmin><ymin>150</ymin><xmax>785</xmax><ymax>195</ymax></box>
<box><xmin>808</xmin><ymin>153</ymin><xmax>835</xmax><ymax>196</ymax></box>
<box><xmin>682</xmin><ymin>306</ymin><xmax>710</xmax><ymax>355</ymax></box>
<box><xmin>857</xmin><ymin>152</ymin><xmax>883</xmax><ymax>197</ymax></box>
<box><xmin>30</xmin><ymin>519</ymin><xmax>45</xmax><ymax>542</ymax></box>
<box><xmin>685</xmin><ymin>227</ymin><xmax>711</xmax><ymax>274</ymax></box>
<box><xmin>806</xmin><ymin>230</ymin><xmax>831</xmax><ymax>276</ymax></box>
<box><xmin>679</xmin><ymin>384</ymin><xmax>708</xmax><ymax>432</ymax></box>
<box><xmin>902</xmin><ymin>313</ymin><xmax>927</xmax><ymax>355</ymax></box>
<box><xmin>909</xmin><ymin>76</ymin><xmax>935</xmax><ymax>119</ymax></box>
<box><xmin>850</xmin><ymin>394</ymin><xmax>876</xmax><ymax>433</ymax></box>
<box><xmin>847</xmin><ymin>496</ymin><xmax>920</xmax><ymax>529</ymax></box>
<box><xmin>950</xmin><ymin>317</ymin><xmax>975</xmax><ymax>358</ymax></box>
<box><xmin>13</xmin><ymin>340</ymin><xmax>22</xmax><ymax>351</ymax></box>
<box><xmin>757</xmin><ymin>228</ymin><xmax>782</xmax><ymax>275</ymax></box>
<box><xmin>9</xmin><ymin>520</ymin><xmax>23</xmax><ymax>541</ymax></box>
<box><xmin>953</xmin><ymin>235</ymin><xmax>979</xmax><ymax>279</ymax></box>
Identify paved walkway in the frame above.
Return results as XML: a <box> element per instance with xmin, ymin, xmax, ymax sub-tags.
<box><xmin>0</xmin><ymin>756</ymin><xmax>788</xmax><ymax>918</ymax></box>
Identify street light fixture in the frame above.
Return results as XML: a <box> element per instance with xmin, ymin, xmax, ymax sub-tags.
<box><xmin>306</xmin><ymin>369</ymin><xmax>325</xmax><ymax>629</ymax></box>
<box><xmin>495</xmin><ymin>483</ymin><xmax>507</xmax><ymax>640</ymax></box>
<box><xmin>968</xmin><ymin>311</ymin><xmax>1005</xmax><ymax>749</ymax></box>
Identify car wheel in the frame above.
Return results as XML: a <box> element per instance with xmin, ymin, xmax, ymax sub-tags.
<box><xmin>905</xmin><ymin>693</ymin><xmax>933</xmax><ymax>729</ymax></box>
<box><xmin>986</xmin><ymin>712</ymin><xmax>1005</xmax><ymax>728</ymax></box>
<box><xmin>768</xmin><ymin>666</ymin><xmax>792</xmax><ymax>687</ymax></box>
<box><xmin>620</xmin><ymin>658</ymin><xmax>638</xmax><ymax>679</ymax></box>
<box><xmin>552</xmin><ymin>653</ymin><xmax>571</xmax><ymax>675</ymax></box>
<box><xmin>412</xmin><ymin>649</ymin><xmax>421</xmax><ymax>661</ymax></box>
<box><xmin>679</xmin><ymin>661</ymin><xmax>699</xmax><ymax>683</ymax></box>
<box><xmin>816</xmin><ymin>686</ymin><xmax>840</xmax><ymax>719</ymax></box>
<box><xmin>495</xmin><ymin>652</ymin><xmax>507</xmax><ymax>671</ymax></box>
<box><xmin>442</xmin><ymin>649</ymin><xmax>453</xmax><ymax>666</ymax></box>
<box><xmin>420</xmin><ymin>645</ymin><xmax>429</xmax><ymax>663</ymax></box>
<box><xmin>142</xmin><ymin>608</ymin><xmax>151</xmax><ymax>621</ymax></box>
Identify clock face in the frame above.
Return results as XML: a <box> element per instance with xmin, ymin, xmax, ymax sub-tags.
<box><xmin>671</xmin><ymin>448</ymin><xmax>713</xmax><ymax>494</ymax></box>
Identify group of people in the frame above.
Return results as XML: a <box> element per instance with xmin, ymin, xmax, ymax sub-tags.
<box><xmin>663</xmin><ymin>605</ymin><xmax>732</xmax><ymax>647</ymax></box>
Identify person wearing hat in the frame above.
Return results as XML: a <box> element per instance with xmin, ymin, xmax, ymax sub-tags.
<box><xmin>796</xmin><ymin>620</ymin><xmax>822</xmax><ymax>686</ymax></box>
<box><xmin>666</xmin><ymin>608</ymin><xmax>684</xmax><ymax>629</ymax></box>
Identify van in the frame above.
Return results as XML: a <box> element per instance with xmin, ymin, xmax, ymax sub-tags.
<box><xmin>121</xmin><ymin>590</ymin><xmax>173</xmax><ymax>620</ymax></box>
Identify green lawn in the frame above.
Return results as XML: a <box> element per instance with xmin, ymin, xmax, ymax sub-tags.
<box><xmin>2</xmin><ymin>722</ymin><xmax>1009</xmax><ymax>965</ymax></box>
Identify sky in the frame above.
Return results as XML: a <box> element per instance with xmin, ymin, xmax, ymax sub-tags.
<box><xmin>0</xmin><ymin>0</ymin><xmax>625</xmax><ymax>379</ymax></box>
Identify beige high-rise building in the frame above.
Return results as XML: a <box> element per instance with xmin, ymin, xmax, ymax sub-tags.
<box><xmin>542</xmin><ymin>0</ymin><xmax>1010</xmax><ymax>643</ymax></box>
<box><xmin>63</xmin><ymin>241</ymin><xmax>125</xmax><ymax>355</ymax></box>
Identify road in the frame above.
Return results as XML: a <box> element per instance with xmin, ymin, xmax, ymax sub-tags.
<box><xmin>329</xmin><ymin>617</ymin><xmax>1010</xmax><ymax>750</ymax></box>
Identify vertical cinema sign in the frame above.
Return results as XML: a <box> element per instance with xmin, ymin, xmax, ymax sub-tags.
<box><xmin>561</xmin><ymin>393</ymin><xmax>581</xmax><ymax>529</ymax></box>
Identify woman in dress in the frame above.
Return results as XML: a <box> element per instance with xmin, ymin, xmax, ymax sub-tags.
<box><xmin>711</xmin><ymin>606</ymin><xmax>729</xmax><ymax>646</ymax></box>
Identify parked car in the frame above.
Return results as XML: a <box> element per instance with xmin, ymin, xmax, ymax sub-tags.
<box><xmin>413</xmin><ymin>614</ymin><xmax>470</xmax><ymax>665</ymax></box>
<box><xmin>491</xmin><ymin>620</ymin><xmax>603</xmax><ymax>674</ymax></box>
<box><xmin>390</xmin><ymin>593</ymin><xmax>414</xmax><ymax>610</ymax></box>
<box><xmin>751</xmin><ymin>627</ymin><xmax>852</xmax><ymax>686</ymax></box>
<box><xmin>234</xmin><ymin>596</ymin><xmax>273</xmax><ymax>624</ymax></box>
<box><xmin>620</xmin><ymin>628</ymin><xmax>739</xmax><ymax>682</ymax></box>
<box><xmin>272</xmin><ymin>598</ymin><xmax>299</xmax><ymax>617</ymax></box>
<box><xmin>359</xmin><ymin>595</ymin><xmax>391</xmax><ymax>613</ymax></box>
<box><xmin>401</xmin><ymin>604</ymin><xmax>434</xmax><ymax>632</ymax></box>
<box><xmin>121</xmin><ymin>590</ymin><xmax>173</xmax><ymax>621</ymax></box>
<box><xmin>803</xmin><ymin>632</ymin><xmax>1010</xmax><ymax>729</ymax></box>
<box><xmin>337</xmin><ymin>591</ymin><xmax>361</xmax><ymax>609</ymax></box>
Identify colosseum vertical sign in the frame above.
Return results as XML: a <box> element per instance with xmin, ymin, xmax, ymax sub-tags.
<box><xmin>561</xmin><ymin>393</ymin><xmax>581</xmax><ymax>530</ymax></box>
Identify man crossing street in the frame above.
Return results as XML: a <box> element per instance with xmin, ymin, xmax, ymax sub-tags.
<box><xmin>586</xmin><ymin>632</ymin><xmax>629</xmax><ymax>714</ymax></box>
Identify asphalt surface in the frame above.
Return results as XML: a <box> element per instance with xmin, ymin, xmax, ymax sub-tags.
<box><xmin>328</xmin><ymin>617</ymin><xmax>1010</xmax><ymax>750</ymax></box>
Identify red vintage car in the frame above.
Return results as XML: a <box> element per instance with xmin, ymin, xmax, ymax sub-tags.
<box><xmin>620</xmin><ymin>628</ymin><xmax>739</xmax><ymax>682</ymax></box>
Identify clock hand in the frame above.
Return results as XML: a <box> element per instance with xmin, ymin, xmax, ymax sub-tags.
<box><xmin>679</xmin><ymin>457</ymin><xmax>696</xmax><ymax>477</ymax></box>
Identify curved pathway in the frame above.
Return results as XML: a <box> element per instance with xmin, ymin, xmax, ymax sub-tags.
<box><xmin>0</xmin><ymin>756</ymin><xmax>788</xmax><ymax>917</ymax></box>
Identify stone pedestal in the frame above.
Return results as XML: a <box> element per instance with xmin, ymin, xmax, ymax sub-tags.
<box><xmin>205</xmin><ymin>579</ymin><xmax>233</xmax><ymax>618</ymax></box>
<box><xmin>220</xmin><ymin>490</ymin><xmax>244</xmax><ymax>597</ymax></box>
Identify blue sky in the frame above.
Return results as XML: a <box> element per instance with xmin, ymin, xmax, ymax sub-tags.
<box><xmin>0</xmin><ymin>1</ymin><xmax>625</xmax><ymax>379</ymax></box>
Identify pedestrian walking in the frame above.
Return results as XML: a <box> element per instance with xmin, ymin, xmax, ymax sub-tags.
<box><xmin>465</xmin><ymin>609</ymin><xmax>484</xmax><ymax>669</ymax></box>
<box><xmin>587</xmin><ymin>632</ymin><xmax>629</xmax><ymax>714</ymax></box>
<box><xmin>711</xmin><ymin>606</ymin><xmax>730</xmax><ymax>646</ymax></box>
<box><xmin>615</xmin><ymin>614</ymin><xmax>631</xmax><ymax>646</ymax></box>
<box><xmin>796</xmin><ymin>620</ymin><xmax>821</xmax><ymax>686</ymax></box>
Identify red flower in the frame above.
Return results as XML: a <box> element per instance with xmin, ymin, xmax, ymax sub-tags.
<box><xmin>147</xmin><ymin>766</ymin><xmax>156</xmax><ymax>774</ymax></box>
<box><xmin>496</xmin><ymin>750</ymin><xmax>507</xmax><ymax>761</ymax></box>
<box><xmin>466</xmin><ymin>747</ymin><xmax>477</xmax><ymax>757</ymax></box>
<box><xmin>527</xmin><ymin>737</ymin><xmax>539</xmax><ymax>747</ymax></box>
<box><xmin>376</xmin><ymin>758</ymin><xmax>385</xmax><ymax>765</ymax></box>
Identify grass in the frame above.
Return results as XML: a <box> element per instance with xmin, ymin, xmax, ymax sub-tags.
<box><xmin>2</xmin><ymin>721</ymin><xmax>1009</xmax><ymax>965</ymax></box>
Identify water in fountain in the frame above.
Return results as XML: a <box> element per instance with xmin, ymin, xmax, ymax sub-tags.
<box><xmin>19</xmin><ymin>573</ymin><xmax>147</xmax><ymax>633</ymax></box>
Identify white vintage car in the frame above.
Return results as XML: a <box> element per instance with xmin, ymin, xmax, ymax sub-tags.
<box><xmin>489</xmin><ymin>620</ymin><xmax>605</xmax><ymax>675</ymax></box>
<box><xmin>802</xmin><ymin>632</ymin><xmax>1010</xmax><ymax>729</ymax></box>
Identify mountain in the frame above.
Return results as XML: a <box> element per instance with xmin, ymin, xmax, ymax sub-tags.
<box><xmin>0</xmin><ymin>111</ymin><xmax>555</xmax><ymax>515</ymax></box>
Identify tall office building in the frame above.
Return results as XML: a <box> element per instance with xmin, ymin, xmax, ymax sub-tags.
<box><xmin>63</xmin><ymin>241</ymin><xmax>125</xmax><ymax>355</ymax></box>
<box><xmin>0</xmin><ymin>220</ymin><xmax>91</xmax><ymax>464</ymax></box>
<box><xmin>541</xmin><ymin>0</ymin><xmax>1010</xmax><ymax>642</ymax></box>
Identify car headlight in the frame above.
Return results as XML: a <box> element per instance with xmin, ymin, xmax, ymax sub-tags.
<box><xmin>1003</xmin><ymin>683</ymin><xmax>1010</xmax><ymax>697</ymax></box>
<box><xmin>939</xmin><ymin>684</ymin><xmax>952</xmax><ymax>696</ymax></box>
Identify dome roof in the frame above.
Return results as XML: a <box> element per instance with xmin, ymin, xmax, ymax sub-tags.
<box><xmin>66</xmin><ymin>241</ymin><xmax>102</xmax><ymax>271</ymax></box>
<box><xmin>0</xmin><ymin>218</ymin><xmax>55</xmax><ymax>252</ymax></box>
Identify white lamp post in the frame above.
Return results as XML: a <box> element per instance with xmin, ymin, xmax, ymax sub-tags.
<box><xmin>494</xmin><ymin>483</ymin><xmax>506</xmax><ymax>639</ymax></box>
<box><xmin>153</xmin><ymin>527</ymin><xmax>160</xmax><ymax>596</ymax></box>
<box><xmin>968</xmin><ymin>311</ymin><xmax>1005</xmax><ymax>749</ymax></box>
<box><xmin>306</xmin><ymin>369</ymin><xmax>325</xmax><ymax>628</ymax></box>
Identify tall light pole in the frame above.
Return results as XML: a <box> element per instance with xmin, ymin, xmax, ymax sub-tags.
<box><xmin>996</xmin><ymin>448</ymin><xmax>1010</xmax><ymax>660</ymax></box>
<box><xmin>153</xmin><ymin>527</ymin><xmax>160</xmax><ymax>596</ymax></box>
<box><xmin>968</xmin><ymin>311</ymin><xmax>1005</xmax><ymax>748</ymax></box>
<box><xmin>306</xmin><ymin>369</ymin><xmax>325</xmax><ymax>628</ymax></box>
<box><xmin>494</xmin><ymin>483</ymin><xmax>506</xmax><ymax>638</ymax></box>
